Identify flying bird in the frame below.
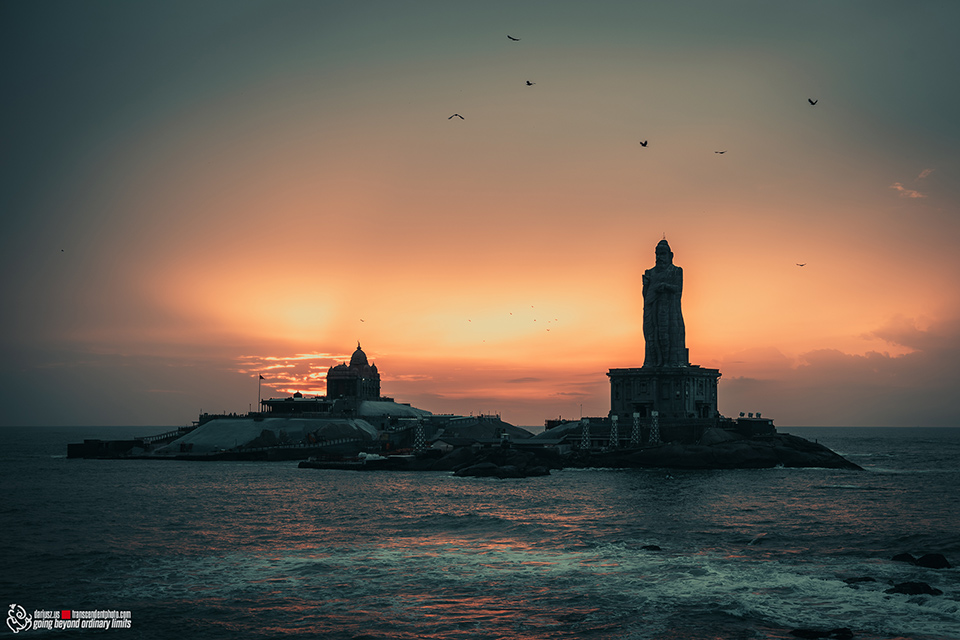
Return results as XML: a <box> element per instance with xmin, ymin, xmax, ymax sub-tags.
<box><xmin>796</xmin><ymin>263</ymin><xmax>806</xmax><ymax>267</ymax></box>
<box><xmin>507</xmin><ymin>35</ymin><xmax>520</xmax><ymax>41</ymax></box>
<box><xmin>525</xmin><ymin>80</ymin><xmax>535</xmax><ymax>86</ymax></box>
<box><xmin>808</xmin><ymin>98</ymin><xmax>818</xmax><ymax>105</ymax></box>
<box><xmin>448</xmin><ymin>113</ymin><xmax>464</xmax><ymax>119</ymax></box>
<box><xmin>715</xmin><ymin>150</ymin><xmax>726</xmax><ymax>154</ymax></box>
<box><xmin>639</xmin><ymin>140</ymin><xmax>648</xmax><ymax>147</ymax></box>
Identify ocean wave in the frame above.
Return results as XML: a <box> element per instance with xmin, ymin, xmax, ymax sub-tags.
<box><xmin>110</xmin><ymin>544</ymin><xmax>960</xmax><ymax>639</ymax></box>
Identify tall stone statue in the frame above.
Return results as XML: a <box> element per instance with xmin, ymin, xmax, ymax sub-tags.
<box><xmin>642</xmin><ymin>239</ymin><xmax>688</xmax><ymax>367</ymax></box>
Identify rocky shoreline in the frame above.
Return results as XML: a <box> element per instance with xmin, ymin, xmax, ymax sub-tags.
<box><xmin>299</xmin><ymin>432</ymin><xmax>862</xmax><ymax>477</ymax></box>
<box><xmin>786</xmin><ymin>552</ymin><xmax>953</xmax><ymax>638</ymax></box>
<box><xmin>566</xmin><ymin>433</ymin><xmax>863</xmax><ymax>472</ymax></box>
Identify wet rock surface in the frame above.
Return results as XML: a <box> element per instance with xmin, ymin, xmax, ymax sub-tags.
<box><xmin>442</xmin><ymin>447</ymin><xmax>560</xmax><ymax>478</ymax></box>
<box><xmin>884</xmin><ymin>581</ymin><xmax>944</xmax><ymax>596</ymax></box>
<box><xmin>916</xmin><ymin>553</ymin><xmax>952</xmax><ymax>569</ymax></box>
<box><xmin>565</xmin><ymin>433</ymin><xmax>863</xmax><ymax>470</ymax></box>
<box><xmin>892</xmin><ymin>552</ymin><xmax>952</xmax><ymax>568</ymax></box>
<box><xmin>789</xmin><ymin>628</ymin><xmax>854</xmax><ymax>639</ymax></box>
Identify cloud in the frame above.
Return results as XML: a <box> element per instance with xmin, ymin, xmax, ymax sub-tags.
<box><xmin>233</xmin><ymin>352</ymin><xmax>355</xmax><ymax>398</ymax></box>
<box><xmin>384</xmin><ymin>374</ymin><xmax>434</xmax><ymax>383</ymax></box>
<box><xmin>916</xmin><ymin>168</ymin><xmax>935</xmax><ymax>181</ymax></box>
<box><xmin>869</xmin><ymin>315</ymin><xmax>959</xmax><ymax>352</ymax></box>
<box><xmin>507</xmin><ymin>377</ymin><xmax>542</xmax><ymax>384</ymax></box>
<box><xmin>720</xmin><ymin>316</ymin><xmax>960</xmax><ymax>426</ymax></box>
<box><xmin>890</xmin><ymin>182</ymin><xmax>926</xmax><ymax>198</ymax></box>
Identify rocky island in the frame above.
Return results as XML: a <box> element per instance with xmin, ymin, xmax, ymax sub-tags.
<box><xmin>70</xmin><ymin>240</ymin><xmax>862</xmax><ymax>475</ymax></box>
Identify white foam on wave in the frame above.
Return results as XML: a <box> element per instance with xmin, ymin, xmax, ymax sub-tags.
<box><xmin>107</xmin><ymin>540</ymin><xmax>960</xmax><ymax>639</ymax></box>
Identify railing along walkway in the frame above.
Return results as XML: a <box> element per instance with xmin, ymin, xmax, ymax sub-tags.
<box><xmin>239</xmin><ymin>437</ymin><xmax>363</xmax><ymax>453</ymax></box>
<box><xmin>139</xmin><ymin>426</ymin><xmax>198</xmax><ymax>444</ymax></box>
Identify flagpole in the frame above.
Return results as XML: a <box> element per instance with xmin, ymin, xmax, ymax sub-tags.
<box><xmin>258</xmin><ymin>374</ymin><xmax>262</xmax><ymax>414</ymax></box>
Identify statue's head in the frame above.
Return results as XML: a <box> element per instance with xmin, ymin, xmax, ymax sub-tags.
<box><xmin>655</xmin><ymin>239</ymin><xmax>673</xmax><ymax>266</ymax></box>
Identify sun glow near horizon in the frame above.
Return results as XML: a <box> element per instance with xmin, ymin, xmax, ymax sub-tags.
<box><xmin>3</xmin><ymin>2</ymin><xmax>959</xmax><ymax>427</ymax></box>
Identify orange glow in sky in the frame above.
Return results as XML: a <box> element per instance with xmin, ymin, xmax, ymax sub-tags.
<box><xmin>2</xmin><ymin>2</ymin><xmax>959</xmax><ymax>427</ymax></box>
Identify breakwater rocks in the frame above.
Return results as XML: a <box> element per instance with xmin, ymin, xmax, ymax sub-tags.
<box><xmin>300</xmin><ymin>446</ymin><xmax>563</xmax><ymax>477</ymax></box>
<box><xmin>445</xmin><ymin>447</ymin><xmax>560</xmax><ymax>478</ymax></box>
<box><xmin>841</xmin><ymin>553</ymin><xmax>952</xmax><ymax>595</ymax></box>
<box><xmin>892</xmin><ymin>552</ymin><xmax>952</xmax><ymax>569</ymax></box>
<box><xmin>300</xmin><ymin>433</ymin><xmax>861</xmax><ymax>476</ymax></box>
<box><xmin>565</xmin><ymin>433</ymin><xmax>863</xmax><ymax>471</ymax></box>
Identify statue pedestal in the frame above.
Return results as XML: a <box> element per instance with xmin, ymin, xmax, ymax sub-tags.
<box><xmin>607</xmin><ymin>365</ymin><xmax>721</xmax><ymax>443</ymax></box>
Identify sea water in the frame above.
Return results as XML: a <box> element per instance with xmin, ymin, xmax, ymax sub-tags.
<box><xmin>1</xmin><ymin>426</ymin><xmax>958</xmax><ymax>639</ymax></box>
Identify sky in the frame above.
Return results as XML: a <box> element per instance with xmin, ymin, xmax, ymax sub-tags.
<box><xmin>2</xmin><ymin>0</ymin><xmax>959</xmax><ymax>428</ymax></box>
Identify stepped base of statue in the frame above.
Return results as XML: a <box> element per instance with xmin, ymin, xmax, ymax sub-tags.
<box><xmin>607</xmin><ymin>364</ymin><xmax>722</xmax><ymax>444</ymax></box>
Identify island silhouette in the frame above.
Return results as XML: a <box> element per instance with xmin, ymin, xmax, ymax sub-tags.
<box><xmin>69</xmin><ymin>240</ymin><xmax>860</xmax><ymax>473</ymax></box>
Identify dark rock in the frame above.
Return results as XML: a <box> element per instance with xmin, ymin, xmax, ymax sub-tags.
<box><xmin>843</xmin><ymin>577</ymin><xmax>876</xmax><ymax>584</ymax></box>
<box><xmin>495</xmin><ymin>465</ymin><xmax>522</xmax><ymax>479</ymax></box>
<box><xmin>789</xmin><ymin>629</ymin><xmax>855</xmax><ymax>640</ymax></box>
<box><xmin>246</xmin><ymin>429</ymin><xmax>280</xmax><ymax>448</ymax></box>
<box><xmin>448</xmin><ymin>447</ymin><xmax>558</xmax><ymax>478</ymax></box>
<box><xmin>567</xmin><ymin>433</ymin><xmax>862</xmax><ymax>470</ymax></box>
<box><xmin>454</xmin><ymin>462</ymin><xmax>500</xmax><ymax>477</ymax></box>
<box><xmin>884</xmin><ymin>581</ymin><xmax>943</xmax><ymax>596</ymax></box>
<box><xmin>698</xmin><ymin>428</ymin><xmax>745</xmax><ymax>445</ymax></box>
<box><xmin>916</xmin><ymin>553</ymin><xmax>952</xmax><ymax>569</ymax></box>
<box><xmin>431</xmin><ymin>446</ymin><xmax>478</xmax><ymax>471</ymax></box>
<box><xmin>892</xmin><ymin>553</ymin><xmax>918</xmax><ymax>565</ymax></box>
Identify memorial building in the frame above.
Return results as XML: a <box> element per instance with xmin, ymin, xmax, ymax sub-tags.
<box><xmin>326</xmin><ymin>343</ymin><xmax>381</xmax><ymax>400</ymax></box>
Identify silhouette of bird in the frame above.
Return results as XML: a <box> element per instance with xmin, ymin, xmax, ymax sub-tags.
<box><xmin>808</xmin><ymin>98</ymin><xmax>818</xmax><ymax>105</ymax></box>
<box><xmin>715</xmin><ymin>150</ymin><xmax>726</xmax><ymax>154</ymax></box>
<box><xmin>448</xmin><ymin>113</ymin><xmax>464</xmax><ymax>119</ymax></box>
<box><xmin>525</xmin><ymin>80</ymin><xmax>535</xmax><ymax>86</ymax></box>
<box><xmin>639</xmin><ymin>140</ymin><xmax>648</xmax><ymax>147</ymax></box>
<box><xmin>796</xmin><ymin>263</ymin><xmax>806</xmax><ymax>267</ymax></box>
<box><xmin>360</xmin><ymin>319</ymin><xmax>365</xmax><ymax>322</ymax></box>
<box><xmin>507</xmin><ymin>35</ymin><xmax>520</xmax><ymax>41</ymax></box>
